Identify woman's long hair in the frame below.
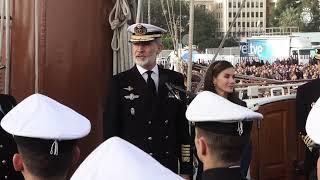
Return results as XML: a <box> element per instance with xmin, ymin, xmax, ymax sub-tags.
<box><xmin>203</xmin><ymin>60</ymin><xmax>242</xmax><ymax>104</ymax></box>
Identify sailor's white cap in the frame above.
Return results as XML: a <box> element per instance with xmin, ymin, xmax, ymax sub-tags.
<box><xmin>127</xmin><ymin>23</ymin><xmax>167</xmax><ymax>43</ymax></box>
<box><xmin>71</xmin><ymin>137</ymin><xmax>183</xmax><ymax>180</ymax></box>
<box><xmin>306</xmin><ymin>97</ymin><xmax>320</xmax><ymax>144</ymax></box>
<box><xmin>0</xmin><ymin>93</ymin><xmax>91</xmax><ymax>140</ymax></box>
<box><xmin>186</xmin><ymin>91</ymin><xmax>263</xmax><ymax>135</ymax></box>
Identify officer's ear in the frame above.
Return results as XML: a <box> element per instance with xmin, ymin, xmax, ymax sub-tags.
<box><xmin>12</xmin><ymin>153</ymin><xmax>24</xmax><ymax>172</ymax></box>
<box><xmin>198</xmin><ymin>137</ymin><xmax>208</xmax><ymax>156</ymax></box>
<box><xmin>155</xmin><ymin>38</ymin><xmax>163</xmax><ymax>55</ymax></box>
<box><xmin>195</xmin><ymin>136</ymin><xmax>209</xmax><ymax>164</ymax></box>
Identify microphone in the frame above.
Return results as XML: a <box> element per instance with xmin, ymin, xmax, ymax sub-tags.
<box><xmin>165</xmin><ymin>82</ymin><xmax>180</xmax><ymax>100</ymax></box>
<box><xmin>165</xmin><ymin>82</ymin><xmax>197</xmax><ymax>100</ymax></box>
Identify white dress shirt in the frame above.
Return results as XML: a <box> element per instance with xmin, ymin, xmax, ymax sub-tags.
<box><xmin>136</xmin><ymin>65</ymin><xmax>159</xmax><ymax>92</ymax></box>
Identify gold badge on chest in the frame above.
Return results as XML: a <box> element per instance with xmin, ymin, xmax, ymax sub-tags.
<box><xmin>124</xmin><ymin>93</ymin><xmax>140</xmax><ymax>101</ymax></box>
<box><xmin>123</xmin><ymin>86</ymin><xmax>134</xmax><ymax>92</ymax></box>
<box><xmin>130</xmin><ymin>107</ymin><xmax>135</xmax><ymax>116</ymax></box>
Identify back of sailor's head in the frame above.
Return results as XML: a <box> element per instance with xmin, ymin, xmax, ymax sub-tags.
<box><xmin>186</xmin><ymin>91</ymin><xmax>263</xmax><ymax>163</ymax></box>
<box><xmin>71</xmin><ymin>137</ymin><xmax>183</xmax><ymax>180</ymax></box>
<box><xmin>186</xmin><ymin>91</ymin><xmax>263</xmax><ymax>136</ymax></box>
<box><xmin>0</xmin><ymin>93</ymin><xmax>91</xmax><ymax>178</ymax></box>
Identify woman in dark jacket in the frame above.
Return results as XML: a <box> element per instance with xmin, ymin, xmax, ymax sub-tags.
<box><xmin>195</xmin><ymin>60</ymin><xmax>251</xmax><ymax>180</ymax></box>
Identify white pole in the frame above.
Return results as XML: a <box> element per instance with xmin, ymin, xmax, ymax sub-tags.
<box><xmin>148</xmin><ymin>0</ymin><xmax>150</xmax><ymax>24</ymax></box>
<box><xmin>187</xmin><ymin>0</ymin><xmax>194</xmax><ymax>91</ymax></box>
<box><xmin>136</xmin><ymin>0</ymin><xmax>143</xmax><ymax>23</ymax></box>
<box><xmin>34</xmin><ymin>0</ymin><xmax>39</xmax><ymax>93</ymax></box>
<box><xmin>0</xmin><ymin>0</ymin><xmax>4</xmax><ymax>66</ymax></box>
<box><xmin>4</xmin><ymin>0</ymin><xmax>10</xmax><ymax>94</ymax></box>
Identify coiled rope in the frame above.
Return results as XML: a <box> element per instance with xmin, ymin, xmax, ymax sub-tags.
<box><xmin>109</xmin><ymin>0</ymin><xmax>132</xmax><ymax>74</ymax></box>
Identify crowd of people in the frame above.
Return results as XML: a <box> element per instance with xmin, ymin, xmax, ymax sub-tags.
<box><xmin>234</xmin><ymin>58</ymin><xmax>320</xmax><ymax>81</ymax></box>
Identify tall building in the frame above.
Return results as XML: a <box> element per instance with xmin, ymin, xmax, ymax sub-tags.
<box><xmin>193</xmin><ymin>0</ymin><xmax>267</xmax><ymax>38</ymax></box>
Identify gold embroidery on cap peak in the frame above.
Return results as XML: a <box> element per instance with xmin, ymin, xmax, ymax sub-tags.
<box><xmin>134</xmin><ymin>24</ymin><xmax>147</xmax><ymax>35</ymax></box>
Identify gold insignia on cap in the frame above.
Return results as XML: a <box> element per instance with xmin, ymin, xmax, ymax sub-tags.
<box><xmin>134</xmin><ymin>24</ymin><xmax>147</xmax><ymax>35</ymax></box>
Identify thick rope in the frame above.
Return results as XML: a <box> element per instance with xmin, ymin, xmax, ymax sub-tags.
<box><xmin>109</xmin><ymin>0</ymin><xmax>132</xmax><ymax>74</ymax></box>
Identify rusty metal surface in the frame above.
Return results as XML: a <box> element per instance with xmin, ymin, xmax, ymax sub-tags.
<box><xmin>10</xmin><ymin>0</ymin><xmax>35</xmax><ymax>99</ymax></box>
<box><xmin>9</xmin><ymin>0</ymin><xmax>114</xmax><ymax>167</ymax></box>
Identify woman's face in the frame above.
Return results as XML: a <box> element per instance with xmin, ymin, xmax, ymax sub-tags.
<box><xmin>213</xmin><ymin>67</ymin><xmax>235</xmax><ymax>95</ymax></box>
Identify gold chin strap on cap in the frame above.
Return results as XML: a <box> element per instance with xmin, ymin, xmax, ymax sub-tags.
<box><xmin>181</xmin><ymin>144</ymin><xmax>191</xmax><ymax>162</ymax></box>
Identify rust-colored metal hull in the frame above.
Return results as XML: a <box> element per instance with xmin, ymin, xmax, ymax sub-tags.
<box><xmin>9</xmin><ymin>0</ymin><xmax>114</xmax><ymax>167</ymax></box>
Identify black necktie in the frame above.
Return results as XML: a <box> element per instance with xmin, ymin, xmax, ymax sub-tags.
<box><xmin>146</xmin><ymin>70</ymin><xmax>156</xmax><ymax>97</ymax></box>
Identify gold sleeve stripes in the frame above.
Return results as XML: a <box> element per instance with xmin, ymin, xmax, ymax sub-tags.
<box><xmin>181</xmin><ymin>144</ymin><xmax>191</xmax><ymax>162</ymax></box>
<box><xmin>301</xmin><ymin>134</ymin><xmax>315</xmax><ymax>152</ymax></box>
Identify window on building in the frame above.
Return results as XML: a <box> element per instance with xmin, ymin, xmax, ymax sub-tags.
<box><xmin>247</xmin><ymin>22</ymin><xmax>250</xmax><ymax>27</ymax></box>
<box><xmin>233</xmin><ymin>23</ymin><xmax>236</xmax><ymax>27</ymax></box>
<box><xmin>256</xmin><ymin>12</ymin><xmax>258</xmax><ymax>17</ymax></box>
<box><xmin>251</xmin><ymin>2</ymin><xmax>254</xmax><ymax>8</ymax></box>
<box><xmin>233</xmin><ymin>2</ymin><xmax>236</xmax><ymax>8</ymax></box>
<box><xmin>229</xmin><ymin>12</ymin><xmax>232</xmax><ymax>18</ymax></box>
<box><xmin>229</xmin><ymin>2</ymin><xmax>231</xmax><ymax>8</ymax></box>
<box><xmin>251</xmin><ymin>22</ymin><xmax>255</xmax><ymax>27</ymax></box>
<box><xmin>251</xmin><ymin>12</ymin><xmax>254</xmax><ymax>17</ymax></box>
<box><xmin>238</xmin><ymin>2</ymin><xmax>241</xmax><ymax>8</ymax></box>
<box><xmin>260</xmin><ymin>12</ymin><xmax>263</xmax><ymax>17</ymax></box>
<box><xmin>242</xmin><ymin>12</ymin><xmax>245</xmax><ymax>17</ymax></box>
<box><xmin>256</xmin><ymin>1</ymin><xmax>259</xmax><ymax>8</ymax></box>
<box><xmin>229</xmin><ymin>22</ymin><xmax>232</xmax><ymax>27</ymax></box>
<box><xmin>238</xmin><ymin>22</ymin><xmax>241</xmax><ymax>27</ymax></box>
<box><xmin>247</xmin><ymin>2</ymin><xmax>250</xmax><ymax>8</ymax></box>
<box><xmin>260</xmin><ymin>2</ymin><xmax>263</xmax><ymax>7</ymax></box>
<box><xmin>247</xmin><ymin>12</ymin><xmax>250</xmax><ymax>17</ymax></box>
<box><xmin>260</xmin><ymin>21</ymin><xmax>263</xmax><ymax>27</ymax></box>
<box><xmin>233</xmin><ymin>12</ymin><xmax>236</xmax><ymax>17</ymax></box>
<box><xmin>242</xmin><ymin>22</ymin><xmax>246</xmax><ymax>27</ymax></box>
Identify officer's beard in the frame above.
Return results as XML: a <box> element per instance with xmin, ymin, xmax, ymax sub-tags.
<box><xmin>134</xmin><ymin>55</ymin><xmax>157</xmax><ymax>70</ymax></box>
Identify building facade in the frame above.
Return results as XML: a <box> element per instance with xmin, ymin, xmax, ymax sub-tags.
<box><xmin>193</xmin><ymin>0</ymin><xmax>268</xmax><ymax>38</ymax></box>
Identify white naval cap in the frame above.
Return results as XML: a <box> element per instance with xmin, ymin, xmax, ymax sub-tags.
<box><xmin>71</xmin><ymin>137</ymin><xmax>183</xmax><ymax>180</ymax></box>
<box><xmin>127</xmin><ymin>23</ymin><xmax>167</xmax><ymax>43</ymax></box>
<box><xmin>186</xmin><ymin>91</ymin><xmax>263</xmax><ymax>135</ymax></box>
<box><xmin>306</xmin><ymin>97</ymin><xmax>320</xmax><ymax>144</ymax></box>
<box><xmin>0</xmin><ymin>93</ymin><xmax>91</xmax><ymax>155</ymax></box>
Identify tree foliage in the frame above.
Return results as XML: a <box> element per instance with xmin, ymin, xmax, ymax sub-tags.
<box><xmin>269</xmin><ymin>0</ymin><xmax>320</xmax><ymax>31</ymax></box>
<box><xmin>142</xmin><ymin>0</ymin><xmax>232</xmax><ymax>50</ymax></box>
<box><xmin>190</xmin><ymin>7</ymin><xmax>218</xmax><ymax>50</ymax></box>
